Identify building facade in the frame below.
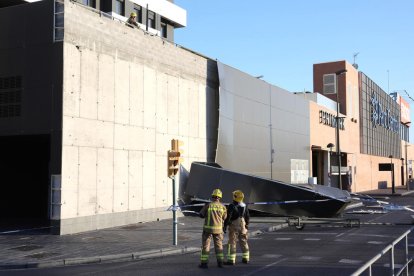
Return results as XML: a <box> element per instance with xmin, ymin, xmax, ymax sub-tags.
<box><xmin>0</xmin><ymin>1</ymin><xmax>412</xmax><ymax>235</ymax></box>
<box><xmin>310</xmin><ymin>60</ymin><xmax>411</xmax><ymax>192</ymax></box>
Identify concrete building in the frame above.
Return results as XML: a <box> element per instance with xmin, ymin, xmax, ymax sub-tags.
<box><xmin>0</xmin><ymin>0</ymin><xmax>214</xmax><ymax>234</ymax></box>
<box><xmin>305</xmin><ymin>60</ymin><xmax>412</xmax><ymax>193</ymax></box>
<box><xmin>0</xmin><ymin>1</ymin><xmax>412</xmax><ymax>235</ymax></box>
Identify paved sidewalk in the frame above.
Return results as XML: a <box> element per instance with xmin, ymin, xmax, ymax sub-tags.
<box><xmin>0</xmin><ymin>215</ymin><xmax>286</xmax><ymax>270</ymax></box>
<box><xmin>0</xmin><ymin>187</ymin><xmax>412</xmax><ymax>270</ymax></box>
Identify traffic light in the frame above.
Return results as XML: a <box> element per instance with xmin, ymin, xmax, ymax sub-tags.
<box><xmin>167</xmin><ymin>139</ymin><xmax>184</xmax><ymax>178</ymax></box>
<box><xmin>167</xmin><ymin>150</ymin><xmax>180</xmax><ymax>179</ymax></box>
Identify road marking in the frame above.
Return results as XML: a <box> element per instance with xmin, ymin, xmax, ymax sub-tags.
<box><xmin>349</xmin><ymin>233</ymin><xmax>391</xmax><ymax>238</ymax></box>
<box><xmin>339</xmin><ymin>259</ymin><xmax>362</xmax><ymax>265</ymax></box>
<box><xmin>274</xmin><ymin>232</ymin><xmax>338</xmax><ymax>235</ymax></box>
<box><xmin>304</xmin><ymin>238</ymin><xmax>320</xmax><ymax>241</ymax></box>
<box><xmin>367</xmin><ymin>241</ymin><xmax>384</xmax><ymax>245</ymax></box>
<box><xmin>243</xmin><ymin>258</ymin><xmax>288</xmax><ymax>276</ymax></box>
<box><xmin>299</xmin><ymin>256</ymin><xmax>321</xmax><ymax>261</ymax></box>
<box><xmin>334</xmin><ymin>239</ymin><xmax>351</xmax><ymax>242</ymax></box>
<box><xmin>275</xmin><ymin>237</ymin><xmax>292</xmax><ymax>241</ymax></box>
<box><xmin>262</xmin><ymin>254</ymin><xmax>282</xmax><ymax>258</ymax></box>
<box><xmin>383</xmin><ymin>263</ymin><xmax>403</xmax><ymax>268</ymax></box>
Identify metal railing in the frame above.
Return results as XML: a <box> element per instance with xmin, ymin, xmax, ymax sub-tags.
<box><xmin>352</xmin><ymin>226</ymin><xmax>414</xmax><ymax>276</ymax></box>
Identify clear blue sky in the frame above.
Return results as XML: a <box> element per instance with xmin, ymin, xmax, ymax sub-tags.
<box><xmin>175</xmin><ymin>0</ymin><xmax>414</xmax><ymax>138</ymax></box>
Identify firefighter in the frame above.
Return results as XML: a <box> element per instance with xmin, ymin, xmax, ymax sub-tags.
<box><xmin>126</xmin><ymin>12</ymin><xmax>139</xmax><ymax>28</ymax></box>
<box><xmin>224</xmin><ymin>190</ymin><xmax>250</xmax><ymax>265</ymax></box>
<box><xmin>198</xmin><ymin>188</ymin><xmax>227</xmax><ymax>269</ymax></box>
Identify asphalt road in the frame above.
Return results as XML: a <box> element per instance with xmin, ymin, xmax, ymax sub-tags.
<box><xmin>1</xmin><ymin>195</ymin><xmax>414</xmax><ymax>276</ymax></box>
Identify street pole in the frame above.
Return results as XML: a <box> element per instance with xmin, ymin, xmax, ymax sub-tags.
<box><xmin>390</xmin><ymin>155</ymin><xmax>395</xmax><ymax>194</ymax></box>
<box><xmin>327</xmin><ymin>143</ymin><xmax>334</xmax><ymax>187</ymax></box>
<box><xmin>172</xmin><ymin>175</ymin><xmax>177</xmax><ymax>246</ymax></box>
<box><xmin>335</xmin><ymin>69</ymin><xmax>347</xmax><ymax>190</ymax></box>
<box><xmin>406</xmin><ymin>141</ymin><xmax>409</xmax><ymax>190</ymax></box>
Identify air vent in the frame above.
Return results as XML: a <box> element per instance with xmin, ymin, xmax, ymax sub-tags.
<box><xmin>0</xmin><ymin>76</ymin><xmax>22</xmax><ymax>118</ymax></box>
<box><xmin>323</xmin><ymin>74</ymin><xmax>336</xmax><ymax>94</ymax></box>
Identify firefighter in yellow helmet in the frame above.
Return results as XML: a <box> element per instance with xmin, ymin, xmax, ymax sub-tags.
<box><xmin>224</xmin><ymin>190</ymin><xmax>250</xmax><ymax>265</ymax></box>
<box><xmin>127</xmin><ymin>12</ymin><xmax>139</xmax><ymax>28</ymax></box>
<box><xmin>198</xmin><ymin>188</ymin><xmax>227</xmax><ymax>269</ymax></box>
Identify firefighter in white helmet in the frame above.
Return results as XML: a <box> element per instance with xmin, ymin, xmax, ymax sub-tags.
<box><xmin>224</xmin><ymin>190</ymin><xmax>250</xmax><ymax>265</ymax></box>
<box><xmin>198</xmin><ymin>188</ymin><xmax>227</xmax><ymax>269</ymax></box>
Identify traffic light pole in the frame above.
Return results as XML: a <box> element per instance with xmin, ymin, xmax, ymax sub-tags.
<box><xmin>172</xmin><ymin>175</ymin><xmax>177</xmax><ymax>246</ymax></box>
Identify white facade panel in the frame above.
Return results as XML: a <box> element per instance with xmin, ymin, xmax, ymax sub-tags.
<box><xmin>61</xmin><ymin>145</ymin><xmax>79</xmax><ymax>219</ymax></box>
<box><xmin>130</xmin><ymin>0</ymin><xmax>187</xmax><ymax>27</ymax></box>
<box><xmin>80</xmin><ymin>49</ymin><xmax>98</xmax><ymax>119</ymax></box>
<box><xmin>167</xmin><ymin>75</ymin><xmax>179</xmax><ymax>135</ymax></box>
<box><xmin>113</xmin><ymin>150</ymin><xmax>129</xmax><ymax>212</ymax></box>
<box><xmin>78</xmin><ymin>147</ymin><xmax>97</xmax><ymax>216</ymax></box>
<box><xmin>142</xmin><ymin>151</ymin><xmax>156</xmax><ymax>209</ymax></box>
<box><xmin>143</xmin><ymin>67</ymin><xmax>156</xmax><ymax>128</ymax></box>
<box><xmin>156</xmin><ymin>72</ymin><xmax>168</xmax><ymax>134</ymax></box>
<box><xmin>178</xmin><ymin>78</ymin><xmax>190</xmax><ymax>137</ymax></box>
<box><xmin>155</xmin><ymin>155</ymin><xmax>168</xmax><ymax>208</ymax></box>
<box><xmin>98</xmin><ymin>54</ymin><xmax>115</xmax><ymax>122</ymax></box>
<box><xmin>129</xmin><ymin>63</ymin><xmax>144</xmax><ymax>127</ymax></box>
<box><xmin>63</xmin><ymin>44</ymin><xmax>80</xmax><ymax>117</ymax></box>
<box><xmin>129</xmin><ymin>150</ymin><xmax>143</xmax><ymax>210</ymax></box>
<box><xmin>115</xmin><ymin>60</ymin><xmax>130</xmax><ymax>124</ymax></box>
<box><xmin>97</xmin><ymin>148</ymin><xmax>114</xmax><ymax>214</ymax></box>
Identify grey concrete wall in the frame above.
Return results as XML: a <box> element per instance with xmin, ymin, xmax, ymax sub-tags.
<box><xmin>60</xmin><ymin>0</ymin><xmax>218</xmax><ymax>234</ymax></box>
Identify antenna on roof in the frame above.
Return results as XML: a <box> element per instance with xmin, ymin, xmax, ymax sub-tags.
<box><xmin>352</xmin><ymin>52</ymin><xmax>359</xmax><ymax>69</ymax></box>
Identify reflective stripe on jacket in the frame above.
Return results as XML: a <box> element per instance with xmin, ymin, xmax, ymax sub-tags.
<box><xmin>200</xmin><ymin>201</ymin><xmax>227</xmax><ymax>234</ymax></box>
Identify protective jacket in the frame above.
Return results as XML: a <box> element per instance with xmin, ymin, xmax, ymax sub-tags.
<box><xmin>224</xmin><ymin>202</ymin><xmax>250</xmax><ymax>230</ymax></box>
<box><xmin>200</xmin><ymin>201</ymin><xmax>227</xmax><ymax>234</ymax></box>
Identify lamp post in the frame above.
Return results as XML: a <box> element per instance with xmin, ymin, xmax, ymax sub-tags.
<box><xmin>389</xmin><ymin>155</ymin><xmax>395</xmax><ymax>194</ymax></box>
<box><xmin>402</xmin><ymin>121</ymin><xmax>410</xmax><ymax>190</ymax></box>
<box><xmin>335</xmin><ymin>69</ymin><xmax>347</xmax><ymax>190</ymax></box>
<box><xmin>401</xmin><ymin>158</ymin><xmax>405</xmax><ymax>189</ymax></box>
<box><xmin>327</xmin><ymin>143</ymin><xmax>335</xmax><ymax>187</ymax></box>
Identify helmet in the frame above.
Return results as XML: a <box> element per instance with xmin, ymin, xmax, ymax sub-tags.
<box><xmin>130</xmin><ymin>12</ymin><xmax>137</xmax><ymax>17</ymax></box>
<box><xmin>232</xmin><ymin>190</ymin><xmax>244</xmax><ymax>203</ymax></box>
<box><xmin>211</xmin><ymin>189</ymin><xmax>222</xmax><ymax>198</ymax></box>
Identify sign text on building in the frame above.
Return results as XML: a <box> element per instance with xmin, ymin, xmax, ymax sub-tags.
<box><xmin>319</xmin><ymin>110</ymin><xmax>345</xmax><ymax>130</ymax></box>
<box><xmin>371</xmin><ymin>93</ymin><xmax>399</xmax><ymax>133</ymax></box>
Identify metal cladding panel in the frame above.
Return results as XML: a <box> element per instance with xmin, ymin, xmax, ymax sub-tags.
<box><xmin>216</xmin><ymin>61</ymin><xmax>310</xmax><ymax>183</ymax></box>
<box><xmin>183</xmin><ymin>163</ymin><xmax>350</xmax><ymax>218</ymax></box>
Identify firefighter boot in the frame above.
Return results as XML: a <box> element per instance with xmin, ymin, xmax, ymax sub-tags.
<box><xmin>217</xmin><ymin>261</ymin><xmax>224</xmax><ymax>268</ymax></box>
<box><xmin>199</xmin><ymin>263</ymin><xmax>208</xmax><ymax>269</ymax></box>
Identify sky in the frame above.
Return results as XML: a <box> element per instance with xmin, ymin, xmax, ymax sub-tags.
<box><xmin>174</xmin><ymin>0</ymin><xmax>414</xmax><ymax>138</ymax></box>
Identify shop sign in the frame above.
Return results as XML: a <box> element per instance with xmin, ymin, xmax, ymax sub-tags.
<box><xmin>371</xmin><ymin>93</ymin><xmax>399</xmax><ymax>133</ymax></box>
<box><xmin>319</xmin><ymin>110</ymin><xmax>345</xmax><ymax>130</ymax></box>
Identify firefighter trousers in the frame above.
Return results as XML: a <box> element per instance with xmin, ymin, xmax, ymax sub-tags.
<box><xmin>200</xmin><ymin>231</ymin><xmax>224</xmax><ymax>264</ymax></box>
<box><xmin>226</xmin><ymin>217</ymin><xmax>249</xmax><ymax>264</ymax></box>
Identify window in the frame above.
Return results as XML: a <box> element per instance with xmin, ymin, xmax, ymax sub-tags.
<box><xmin>323</xmin><ymin>74</ymin><xmax>336</xmax><ymax>94</ymax></box>
<box><xmin>147</xmin><ymin>11</ymin><xmax>155</xmax><ymax>29</ymax></box>
<box><xmin>134</xmin><ymin>5</ymin><xmax>142</xmax><ymax>23</ymax></box>
<box><xmin>81</xmin><ymin>0</ymin><xmax>95</xmax><ymax>7</ymax></box>
<box><xmin>161</xmin><ymin>22</ymin><xmax>167</xmax><ymax>38</ymax></box>
<box><xmin>115</xmin><ymin>0</ymin><xmax>124</xmax><ymax>16</ymax></box>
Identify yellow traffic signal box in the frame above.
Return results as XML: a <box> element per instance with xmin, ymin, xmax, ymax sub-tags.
<box><xmin>167</xmin><ymin>150</ymin><xmax>180</xmax><ymax>179</ymax></box>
